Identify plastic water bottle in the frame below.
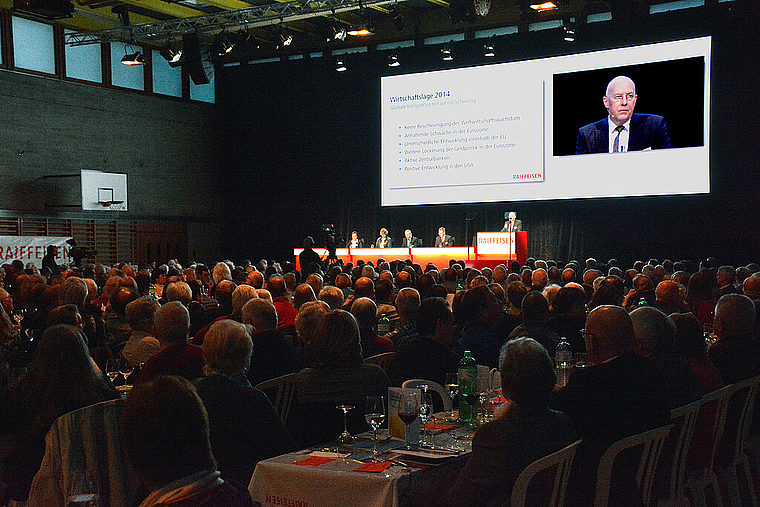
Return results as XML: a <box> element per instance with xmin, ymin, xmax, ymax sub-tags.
<box><xmin>555</xmin><ymin>338</ymin><xmax>573</xmax><ymax>388</ymax></box>
<box><xmin>377</xmin><ymin>314</ymin><xmax>390</xmax><ymax>334</ymax></box>
<box><xmin>458</xmin><ymin>351</ymin><xmax>477</xmax><ymax>424</ymax></box>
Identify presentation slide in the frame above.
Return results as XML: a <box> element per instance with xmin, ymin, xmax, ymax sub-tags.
<box><xmin>380</xmin><ymin>36</ymin><xmax>711</xmax><ymax>207</ymax></box>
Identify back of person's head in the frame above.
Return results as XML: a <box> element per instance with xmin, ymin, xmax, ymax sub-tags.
<box><xmin>203</xmin><ymin>320</ymin><xmax>253</xmax><ymax>375</ymax></box>
<box><xmin>499</xmin><ymin>338</ymin><xmax>556</xmax><ymax>407</ymax></box>
<box><xmin>45</xmin><ymin>304</ymin><xmax>82</xmax><ymax>330</ymax></box>
<box><xmin>295</xmin><ymin>300</ymin><xmax>330</xmax><ymax>345</ymax></box>
<box><xmin>585</xmin><ymin>305</ymin><xmax>634</xmax><ymax>361</ymax></box>
<box><xmin>743</xmin><ymin>276</ymin><xmax>760</xmax><ymax>298</ymax></box>
<box><xmin>267</xmin><ymin>276</ymin><xmax>287</xmax><ymax>298</ymax></box>
<box><xmin>231</xmin><ymin>284</ymin><xmax>258</xmax><ymax>316</ymax></box>
<box><xmin>590</xmin><ymin>283</ymin><xmax>624</xmax><ymax>309</ymax></box>
<box><xmin>633</xmin><ymin>274</ymin><xmax>655</xmax><ymax>293</ymax></box>
<box><xmin>293</xmin><ymin>283</ymin><xmax>317</xmax><ymax>310</ymax></box>
<box><xmin>395</xmin><ymin>287</ymin><xmax>421</xmax><ymax>320</ymax></box>
<box><xmin>58</xmin><ymin>276</ymin><xmax>88</xmax><ymax>308</ymax></box>
<box><xmin>671</xmin><ymin>312</ymin><xmax>708</xmax><ymax>359</ymax></box>
<box><xmin>715</xmin><ymin>293</ymin><xmax>756</xmax><ymax>338</ymax></box>
<box><xmin>242</xmin><ymin>298</ymin><xmax>278</xmax><ymax>332</ymax></box>
<box><xmin>313</xmin><ymin>309</ymin><xmax>363</xmax><ymax>367</ymax></box>
<box><xmin>521</xmin><ymin>291</ymin><xmax>550</xmax><ymax>325</ymax></box>
<box><xmin>354</xmin><ymin>277</ymin><xmax>375</xmax><ymax>298</ymax></box>
<box><xmin>417</xmin><ymin>297</ymin><xmax>452</xmax><ymax>338</ymax></box>
<box><xmin>375</xmin><ymin>279</ymin><xmax>394</xmax><ymax>302</ymax></box>
<box><xmin>246</xmin><ymin>271</ymin><xmax>264</xmax><ymax>289</ymax></box>
<box><xmin>319</xmin><ymin>286</ymin><xmax>345</xmax><ymax>310</ymax></box>
<box><xmin>551</xmin><ymin>286</ymin><xmax>586</xmax><ymax>315</ymax></box>
<box><xmin>154</xmin><ymin>301</ymin><xmax>190</xmax><ymax>345</ymax></box>
<box><xmin>506</xmin><ymin>281</ymin><xmax>528</xmax><ymax>309</ymax></box>
<box><xmin>126</xmin><ymin>296</ymin><xmax>160</xmax><ymax>333</ymax></box>
<box><xmin>629</xmin><ymin>306</ymin><xmax>676</xmax><ymax>359</ymax></box>
<box><xmin>350</xmin><ymin>297</ymin><xmax>377</xmax><ymax>330</ymax></box>
<box><xmin>164</xmin><ymin>281</ymin><xmax>192</xmax><ymax>306</ymax></box>
<box><xmin>531</xmin><ymin>268</ymin><xmax>548</xmax><ymax>290</ymax></box>
<box><xmin>123</xmin><ymin>376</ymin><xmax>216</xmax><ymax>490</ymax></box>
<box><xmin>30</xmin><ymin>324</ymin><xmax>96</xmax><ymax>390</ymax></box>
<box><xmin>461</xmin><ymin>285</ymin><xmax>496</xmax><ymax>323</ymax></box>
<box><xmin>305</xmin><ymin>273</ymin><xmax>324</xmax><ymax>295</ymax></box>
<box><xmin>111</xmin><ymin>287</ymin><xmax>139</xmax><ymax>316</ymax></box>
<box><xmin>214</xmin><ymin>280</ymin><xmax>236</xmax><ymax>307</ymax></box>
<box><xmin>212</xmin><ymin>262</ymin><xmax>232</xmax><ymax>285</ymax></box>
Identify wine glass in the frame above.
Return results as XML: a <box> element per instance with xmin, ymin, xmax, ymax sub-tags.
<box><xmin>398</xmin><ymin>391</ymin><xmax>420</xmax><ymax>450</ymax></box>
<box><xmin>364</xmin><ymin>396</ymin><xmax>386</xmax><ymax>461</ymax></box>
<box><xmin>104</xmin><ymin>359</ymin><xmax>119</xmax><ymax>384</ymax></box>
<box><xmin>118</xmin><ymin>357</ymin><xmax>134</xmax><ymax>384</ymax></box>
<box><xmin>419</xmin><ymin>387</ymin><xmax>434</xmax><ymax>446</ymax></box>
<box><xmin>445</xmin><ymin>373</ymin><xmax>458</xmax><ymax>418</ymax></box>
<box><xmin>335</xmin><ymin>404</ymin><xmax>355</xmax><ymax>452</ymax></box>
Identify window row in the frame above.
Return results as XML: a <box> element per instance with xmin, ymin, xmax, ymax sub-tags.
<box><xmin>1</xmin><ymin>13</ymin><xmax>214</xmax><ymax>103</ymax></box>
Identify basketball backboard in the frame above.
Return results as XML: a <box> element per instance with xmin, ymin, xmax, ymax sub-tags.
<box><xmin>81</xmin><ymin>170</ymin><xmax>128</xmax><ymax>211</ymax></box>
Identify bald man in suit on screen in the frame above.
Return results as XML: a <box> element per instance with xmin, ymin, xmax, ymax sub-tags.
<box><xmin>576</xmin><ymin>76</ymin><xmax>671</xmax><ymax>154</ymax></box>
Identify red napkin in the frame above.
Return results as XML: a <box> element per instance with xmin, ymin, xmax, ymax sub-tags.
<box><xmin>294</xmin><ymin>456</ymin><xmax>335</xmax><ymax>467</ymax></box>
<box><xmin>423</xmin><ymin>423</ymin><xmax>456</xmax><ymax>430</ymax></box>
<box><xmin>354</xmin><ymin>462</ymin><xmax>394</xmax><ymax>473</ymax></box>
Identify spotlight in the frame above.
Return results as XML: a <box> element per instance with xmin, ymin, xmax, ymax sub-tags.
<box><xmin>530</xmin><ymin>1</ymin><xmax>557</xmax><ymax>11</ymax></box>
<box><xmin>160</xmin><ymin>42</ymin><xmax>184</xmax><ymax>67</ymax></box>
<box><xmin>121</xmin><ymin>50</ymin><xmax>144</xmax><ymax>65</ymax></box>
<box><xmin>483</xmin><ymin>43</ymin><xmax>495</xmax><ymax>57</ymax></box>
<box><xmin>441</xmin><ymin>47</ymin><xmax>453</xmax><ymax>61</ymax></box>
<box><xmin>280</xmin><ymin>33</ymin><xmax>293</xmax><ymax>46</ymax></box>
<box><xmin>347</xmin><ymin>23</ymin><xmax>373</xmax><ymax>36</ymax></box>
<box><xmin>332</xmin><ymin>24</ymin><xmax>347</xmax><ymax>41</ymax></box>
<box><xmin>335</xmin><ymin>58</ymin><xmax>347</xmax><ymax>72</ymax></box>
<box><xmin>389</xmin><ymin>5</ymin><xmax>405</xmax><ymax>31</ymax></box>
<box><xmin>387</xmin><ymin>53</ymin><xmax>400</xmax><ymax>67</ymax></box>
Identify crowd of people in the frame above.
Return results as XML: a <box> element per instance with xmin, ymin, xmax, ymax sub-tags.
<box><xmin>0</xmin><ymin>252</ymin><xmax>759</xmax><ymax>506</ymax></box>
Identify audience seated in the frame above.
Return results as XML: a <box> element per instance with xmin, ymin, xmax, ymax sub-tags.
<box><xmin>383</xmin><ymin>287</ymin><xmax>421</xmax><ymax>348</ymax></box>
<box><xmin>293</xmin><ymin>310</ymin><xmax>390</xmax><ymax>446</ymax></box>
<box><xmin>709</xmin><ymin>293</ymin><xmax>760</xmax><ymax>384</ymax></box>
<box><xmin>123</xmin><ymin>376</ymin><xmax>254</xmax><ymax>507</ymax></box>
<box><xmin>0</xmin><ymin>325</ymin><xmax>118</xmax><ymax>503</ymax></box>
<box><xmin>350</xmin><ymin>297</ymin><xmax>394</xmax><ymax>359</ymax></box>
<box><xmin>123</xmin><ymin>296</ymin><xmax>161</xmax><ymax>367</ymax></box>
<box><xmin>135</xmin><ymin>301</ymin><xmax>204</xmax><ymax>384</ymax></box>
<box><xmin>507</xmin><ymin>291</ymin><xmax>560</xmax><ymax>357</ymax></box>
<box><xmin>388</xmin><ymin>297</ymin><xmax>460</xmax><ymax>388</ymax></box>
<box><xmin>194</xmin><ymin>320</ymin><xmax>296</xmax><ymax>486</ymax></box>
<box><xmin>448</xmin><ymin>338</ymin><xmax>576</xmax><ymax>507</ymax></box>
<box><xmin>243</xmin><ymin>298</ymin><xmax>298</xmax><ymax>386</ymax></box>
<box><xmin>459</xmin><ymin>285</ymin><xmax>507</xmax><ymax>368</ymax></box>
<box><xmin>551</xmin><ymin>305</ymin><xmax>670</xmax><ymax>506</ymax></box>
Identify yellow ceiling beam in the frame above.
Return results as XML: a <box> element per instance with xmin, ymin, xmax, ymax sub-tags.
<box><xmin>195</xmin><ymin>0</ymin><xmax>252</xmax><ymax>11</ymax></box>
<box><xmin>426</xmin><ymin>0</ymin><xmax>448</xmax><ymax>7</ymax></box>
<box><xmin>115</xmin><ymin>0</ymin><xmax>205</xmax><ymax>18</ymax></box>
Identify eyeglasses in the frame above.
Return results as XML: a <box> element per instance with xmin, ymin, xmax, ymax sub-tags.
<box><xmin>580</xmin><ymin>328</ymin><xmax>596</xmax><ymax>341</ymax></box>
<box><xmin>610</xmin><ymin>93</ymin><xmax>636</xmax><ymax>102</ymax></box>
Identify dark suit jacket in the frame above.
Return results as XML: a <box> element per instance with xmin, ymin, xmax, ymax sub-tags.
<box><xmin>345</xmin><ymin>238</ymin><xmax>365</xmax><ymax>248</ymax></box>
<box><xmin>374</xmin><ymin>236</ymin><xmax>393</xmax><ymax>248</ymax></box>
<box><xmin>550</xmin><ymin>352</ymin><xmax>670</xmax><ymax>506</ymax></box>
<box><xmin>434</xmin><ymin>235</ymin><xmax>455</xmax><ymax>247</ymax></box>
<box><xmin>500</xmin><ymin>219</ymin><xmax>523</xmax><ymax>232</ymax></box>
<box><xmin>401</xmin><ymin>236</ymin><xmax>422</xmax><ymax>247</ymax></box>
<box><xmin>447</xmin><ymin>406</ymin><xmax>576</xmax><ymax>507</ymax></box>
<box><xmin>575</xmin><ymin>114</ymin><xmax>671</xmax><ymax>154</ymax></box>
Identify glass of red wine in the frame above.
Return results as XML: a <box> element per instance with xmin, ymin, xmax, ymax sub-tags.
<box><xmin>398</xmin><ymin>391</ymin><xmax>420</xmax><ymax>449</ymax></box>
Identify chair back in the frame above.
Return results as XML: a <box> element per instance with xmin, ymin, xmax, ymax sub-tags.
<box><xmin>697</xmin><ymin>383</ymin><xmax>735</xmax><ymax>471</ymax></box>
<box><xmin>594</xmin><ymin>425</ymin><xmax>674</xmax><ymax>507</ymax></box>
<box><xmin>655</xmin><ymin>398</ymin><xmax>702</xmax><ymax>506</ymax></box>
<box><xmin>254</xmin><ymin>372</ymin><xmax>300</xmax><ymax>426</ymax></box>
<box><xmin>724</xmin><ymin>375</ymin><xmax>760</xmax><ymax>465</ymax></box>
<box><xmin>28</xmin><ymin>399</ymin><xmax>136</xmax><ymax>507</ymax></box>
<box><xmin>401</xmin><ymin>379</ymin><xmax>453</xmax><ymax>412</ymax></box>
<box><xmin>364</xmin><ymin>352</ymin><xmax>396</xmax><ymax>374</ymax></box>
<box><xmin>511</xmin><ymin>439</ymin><xmax>582</xmax><ymax>507</ymax></box>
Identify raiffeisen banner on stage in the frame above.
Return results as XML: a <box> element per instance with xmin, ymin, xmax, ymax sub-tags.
<box><xmin>0</xmin><ymin>236</ymin><xmax>73</xmax><ymax>268</ymax></box>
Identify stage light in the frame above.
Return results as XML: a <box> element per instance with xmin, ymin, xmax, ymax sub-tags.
<box><xmin>483</xmin><ymin>43</ymin><xmax>495</xmax><ymax>57</ymax></box>
<box><xmin>387</xmin><ymin>53</ymin><xmax>400</xmax><ymax>67</ymax></box>
<box><xmin>347</xmin><ymin>22</ymin><xmax>373</xmax><ymax>36</ymax></box>
<box><xmin>281</xmin><ymin>32</ymin><xmax>293</xmax><ymax>46</ymax></box>
<box><xmin>335</xmin><ymin>58</ymin><xmax>347</xmax><ymax>72</ymax></box>
<box><xmin>160</xmin><ymin>42</ymin><xmax>184</xmax><ymax>67</ymax></box>
<box><xmin>332</xmin><ymin>24</ymin><xmax>347</xmax><ymax>41</ymax></box>
<box><xmin>530</xmin><ymin>1</ymin><xmax>557</xmax><ymax>11</ymax></box>
<box><xmin>121</xmin><ymin>50</ymin><xmax>144</xmax><ymax>65</ymax></box>
<box><xmin>441</xmin><ymin>47</ymin><xmax>453</xmax><ymax>61</ymax></box>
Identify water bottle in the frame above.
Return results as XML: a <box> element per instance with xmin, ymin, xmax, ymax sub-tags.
<box><xmin>458</xmin><ymin>351</ymin><xmax>477</xmax><ymax>424</ymax></box>
<box><xmin>555</xmin><ymin>338</ymin><xmax>573</xmax><ymax>388</ymax></box>
<box><xmin>637</xmin><ymin>297</ymin><xmax>649</xmax><ymax>307</ymax></box>
<box><xmin>377</xmin><ymin>314</ymin><xmax>390</xmax><ymax>334</ymax></box>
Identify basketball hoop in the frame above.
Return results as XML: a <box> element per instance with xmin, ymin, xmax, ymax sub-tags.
<box><xmin>98</xmin><ymin>200</ymin><xmax>124</xmax><ymax>208</ymax></box>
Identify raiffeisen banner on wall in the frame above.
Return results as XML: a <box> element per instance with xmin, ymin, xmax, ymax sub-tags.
<box><xmin>0</xmin><ymin>236</ymin><xmax>73</xmax><ymax>268</ymax></box>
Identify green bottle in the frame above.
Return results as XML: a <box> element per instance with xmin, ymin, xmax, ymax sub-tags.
<box><xmin>458</xmin><ymin>350</ymin><xmax>477</xmax><ymax>424</ymax></box>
